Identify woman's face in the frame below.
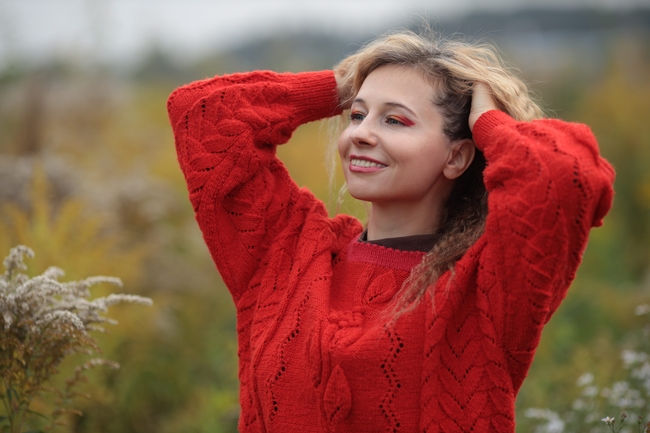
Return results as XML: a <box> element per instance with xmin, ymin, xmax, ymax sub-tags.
<box><xmin>338</xmin><ymin>64</ymin><xmax>459</xmax><ymax>208</ymax></box>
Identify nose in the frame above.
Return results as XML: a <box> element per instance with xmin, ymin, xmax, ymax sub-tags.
<box><xmin>349</xmin><ymin>117</ymin><xmax>378</xmax><ymax>147</ymax></box>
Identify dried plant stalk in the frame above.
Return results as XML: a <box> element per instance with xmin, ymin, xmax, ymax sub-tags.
<box><xmin>0</xmin><ymin>245</ymin><xmax>152</xmax><ymax>433</ymax></box>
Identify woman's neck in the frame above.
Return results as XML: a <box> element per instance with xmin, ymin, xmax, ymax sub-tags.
<box><xmin>366</xmin><ymin>199</ymin><xmax>446</xmax><ymax>241</ymax></box>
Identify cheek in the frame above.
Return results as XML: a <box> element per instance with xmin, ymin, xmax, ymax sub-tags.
<box><xmin>337</xmin><ymin>130</ymin><xmax>350</xmax><ymax>159</ymax></box>
<box><xmin>417</xmin><ymin>140</ymin><xmax>450</xmax><ymax>165</ymax></box>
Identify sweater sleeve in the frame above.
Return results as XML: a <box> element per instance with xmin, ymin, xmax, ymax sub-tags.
<box><xmin>472</xmin><ymin>110</ymin><xmax>615</xmax><ymax>389</ymax></box>
<box><xmin>167</xmin><ymin>70</ymin><xmax>341</xmax><ymax>299</ymax></box>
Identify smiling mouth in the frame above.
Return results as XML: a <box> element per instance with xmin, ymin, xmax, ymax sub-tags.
<box><xmin>350</xmin><ymin>158</ymin><xmax>387</xmax><ymax>169</ymax></box>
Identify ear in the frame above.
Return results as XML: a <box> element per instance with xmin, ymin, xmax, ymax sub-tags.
<box><xmin>443</xmin><ymin>139</ymin><xmax>475</xmax><ymax>180</ymax></box>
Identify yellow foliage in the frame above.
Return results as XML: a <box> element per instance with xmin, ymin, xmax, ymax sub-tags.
<box><xmin>0</xmin><ymin>166</ymin><xmax>147</xmax><ymax>285</ymax></box>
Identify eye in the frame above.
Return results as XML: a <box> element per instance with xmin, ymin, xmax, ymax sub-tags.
<box><xmin>385</xmin><ymin>115</ymin><xmax>414</xmax><ymax>126</ymax></box>
<box><xmin>350</xmin><ymin>111</ymin><xmax>365</xmax><ymax>122</ymax></box>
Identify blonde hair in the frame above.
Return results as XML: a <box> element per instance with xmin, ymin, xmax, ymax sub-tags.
<box><xmin>332</xmin><ymin>30</ymin><xmax>544</xmax><ymax>314</ymax></box>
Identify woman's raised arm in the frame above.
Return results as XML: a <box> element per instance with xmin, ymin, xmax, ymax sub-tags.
<box><xmin>167</xmin><ymin>71</ymin><xmax>341</xmax><ymax>299</ymax></box>
<box><xmin>472</xmin><ymin>108</ymin><xmax>615</xmax><ymax>389</ymax></box>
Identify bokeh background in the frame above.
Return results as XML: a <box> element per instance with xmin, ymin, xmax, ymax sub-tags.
<box><xmin>1</xmin><ymin>0</ymin><xmax>649</xmax><ymax>431</ymax></box>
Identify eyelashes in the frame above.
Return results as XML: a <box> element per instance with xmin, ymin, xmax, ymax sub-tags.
<box><xmin>349</xmin><ymin>111</ymin><xmax>414</xmax><ymax>127</ymax></box>
<box><xmin>387</xmin><ymin>115</ymin><xmax>415</xmax><ymax>126</ymax></box>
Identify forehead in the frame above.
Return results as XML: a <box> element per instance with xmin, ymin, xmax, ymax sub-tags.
<box><xmin>356</xmin><ymin>65</ymin><xmax>436</xmax><ymax>107</ymax></box>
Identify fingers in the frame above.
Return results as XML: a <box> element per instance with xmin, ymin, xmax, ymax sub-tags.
<box><xmin>469</xmin><ymin>82</ymin><xmax>499</xmax><ymax>132</ymax></box>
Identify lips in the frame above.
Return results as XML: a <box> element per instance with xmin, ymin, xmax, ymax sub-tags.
<box><xmin>349</xmin><ymin>155</ymin><xmax>387</xmax><ymax>173</ymax></box>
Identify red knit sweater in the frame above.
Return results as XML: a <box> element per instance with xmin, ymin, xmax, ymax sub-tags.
<box><xmin>167</xmin><ymin>70</ymin><xmax>615</xmax><ymax>433</ymax></box>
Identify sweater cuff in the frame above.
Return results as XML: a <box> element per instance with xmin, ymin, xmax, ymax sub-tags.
<box><xmin>472</xmin><ymin>110</ymin><xmax>518</xmax><ymax>151</ymax></box>
<box><xmin>285</xmin><ymin>71</ymin><xmax>342</xmax><ymax>124</ymax></box>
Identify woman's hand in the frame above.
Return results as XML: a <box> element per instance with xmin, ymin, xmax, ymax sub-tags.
<box><xmin>469</xmin><ymin>82</ymin><xmax>499</xmax><ymax>132</ymax></box>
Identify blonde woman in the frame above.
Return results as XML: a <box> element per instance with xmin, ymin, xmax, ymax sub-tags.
<box><xmin>167</xmin><ymin>31</ymin><xmax>615</xmax><ymax>433</ymax></box>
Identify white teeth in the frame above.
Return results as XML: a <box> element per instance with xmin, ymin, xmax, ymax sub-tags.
<box><xmin>350</xmin><ymin>158</ymin><xmax>386</xmax><ymax>168</ymax></box>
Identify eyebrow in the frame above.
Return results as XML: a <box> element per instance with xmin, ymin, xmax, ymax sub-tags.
<box><xmin>353</xmin><ymin>98</ymin><xmax>418</xmax><ymax>118</ymax></box>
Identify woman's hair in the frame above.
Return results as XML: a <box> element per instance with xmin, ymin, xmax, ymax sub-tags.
<box><xmin>332</xmin><ymin>30</ymin><xmax>544</xmax><ymax>314</ymax></box>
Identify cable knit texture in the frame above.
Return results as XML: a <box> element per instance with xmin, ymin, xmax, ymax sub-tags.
<box><xmin>167</xmin><ymin>70</ymin><xmax>615</xmax><ymax>433</ymax></box>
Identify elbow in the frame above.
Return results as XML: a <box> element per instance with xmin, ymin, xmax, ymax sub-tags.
<box><xmin>167</xmin><ymin>87</ymin><xmax>187</xmax><ymax>128</ymax></box>
<box><xmin>591</xmin><ymin>159</ymin><xmax>616</xmax><ymax>227</ymax></box>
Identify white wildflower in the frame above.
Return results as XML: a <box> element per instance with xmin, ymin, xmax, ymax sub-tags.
<box><xmin>84</xmin><ymin>324</ymin><xmax>106</xmax><ymax>333</ymax></box>
<box><xmin>632</xmin><ymin>362</ymin><xmax>650</xmax><ymax>380</ymax></box>
<box><xmin>524</xmin><ymin>408</ymin><xmax>565</xmax><ymax>433</ymax></box>
<box><xmin>80</xmin><ymin>358</ymin><xmax>120</xmax><ymax>370</ymax></box>
<box><xmin>42</xmin><ymin>266</ymin><xmax>65</xmax><ymax>280</ymax></box>
<box><xmin>0</xmin><ymin>245</ymin><xmax>151</xmax><ymax>432</ymax></box>
<box><xmin>3</xmin><ymin>310</ymin><xmax>13</xmax><ymax>329</ymax></box>
<box><xmin>602</xmin><ymin>416</ymin><xmax>615</xmax><ymax>425</ymax></box>
<box><xmin>576</xmin><ymin>372</ymin><xmax>594</xmax><ymax>387</ymax></box>
<box><xmin>635</xmin><ymin>304</ymin><xmax>650</xmax><ymax>316</ymax></box>
<box><xmin>527</xmin><ymin>298</ymin><xmax>650</xmax><ymax>433</ymax></box>
<box><xmin>12</xmin><ymin>275</ymin><xmax>67</xmax><ymax>302</ymax></box>
<box><xmin>526</xmin><ymin>408</ymin><xmax>558</xmax><ymax>419</ymax></box>
<box><xmin>81</xmin><ymin>275</ymin><xmax>123</xmax><ymax>289</ymax></box>
<box><xmin>104</xmin><ymin>293</ymin><xmax>152</xmax><ymax>306</ymax></box>
<box><xmin>36</xmin><ymin>310</ymin><xmax>85</xmax><ymax>331</ymax></box>
<box><xmin>572</xmin><ymin>398</ymin><xmax>587</xmax><ymax>411</ymax></box>
<box><xmin>622</xmin><ymin>350</ymin><xmax>648</xmax><ymax>368</ymax></box>
<box><xmin>544</xmin><ymin>417</ymin><xmax>565</xmax><ymax>433</ymax></box>
<box><xmin>582</xmin><ymin>385</ymin><xmax>599</xmax><ymax>398</ymax></box>
<box><xmin>608</xmin><ymin>381</ymin><xmax>631</xmax><ymax>402</ymax></box>
<box><xmin>1</xmin><ymin>244</ymin><xmax>152</xmax><ymax>335</ymax></box>
<box><xmin>2</xmin><ymin>245</ymin><xmax>33</xmax><ymax>279</ymax></box>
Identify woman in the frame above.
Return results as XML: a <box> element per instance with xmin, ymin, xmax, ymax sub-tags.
<box><xmin>167</xmin><ymin>31</ymin><xmax>615</xmax><ymax>433</ymax></box>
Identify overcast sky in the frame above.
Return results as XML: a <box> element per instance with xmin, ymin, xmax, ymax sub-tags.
<box><xmin>1</xmin><ymin>0</ymin><xmax>648</xmax><ymax>66</ymax></box>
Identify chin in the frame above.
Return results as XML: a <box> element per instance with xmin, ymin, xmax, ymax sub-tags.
<box><xmin>346</xmin><ymin>187</ymin><xmax>370</xmax><ymax>202</ymax></box>
<box><xmin>347</xmin><ymin>187</ymin><xmax>387</xmax><ymax>203</ymax></box>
